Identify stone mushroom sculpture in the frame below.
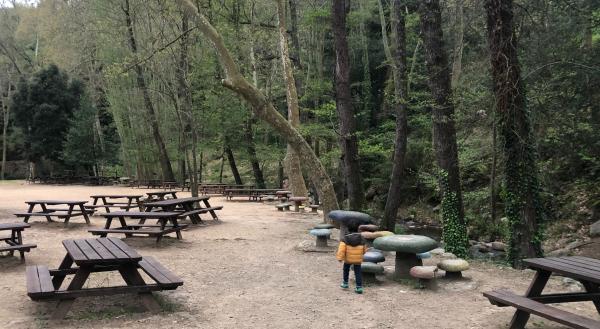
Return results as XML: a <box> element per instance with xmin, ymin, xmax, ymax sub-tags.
<box><xmin>361</xmin><ymin>262</ymin><xmax>385</xmax><ymax>283</ymax></box>
<box><xmin>409</xmin><ymin>266</ymin><xmax>438</xmax><ymax>289</ymax></box>
<box><xmin>308</xmin><ymin>205</ymin><xmax>320</xmax><ymax>213</ymax></box>
<box><xmin>276</xmin><ymin>190</ymin><xmax>291</xmax><ymax>202</ymax></box>
<box><xmin>373</xmin><ymin>235</ymin><xmax>438</xmax><ymax>280</ymax></box>
<box><xmin>358</xmin><ymin>224</ymin><xmax>379</xmax><ymax>232</ymax></box>
<box><xmin>289</xmin><ymin>196</ymin><xmax>308</xmax><ymax>212</ymax></box>
<box><xmin>328</xmin><ymin>210</ymin><xmax>373</xmax><ymax>239</ymax></box>
<box><xmin>363</xmin><ymin>250</ymin><xmax>385</xmax><ymax>263</ymax></box>
<box><xmin>361</xmin><ymin>231</ymin><xmax>394</xmax><ymax>248</ymax></box>
<box><xmin>314</xmin><ymin>223</ymin><xmax>334</xmax><ymax>230</ymax></box>
<box><xmin>309</xmin><ymin>228</ymin><xmax>332</xmax><ymax>248</ymax></box>
<box><xmin>437</xmin><ymin>259</ymin><xmax>469</xmax><ymax>279</ymax></box>
<box><xmin>275</xmin><ymin>203</ymin><xmax>291</xmax><ymax>211</ymax></box>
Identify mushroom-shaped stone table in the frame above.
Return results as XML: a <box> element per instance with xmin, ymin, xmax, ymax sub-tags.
<box><xmin>276</xmin><ymin>190</ymin><xmax>292</xmax><ymax>201</ymax></box>
<box><xmin>328</xmin><ymin>210</ymin><xmax>373</xmax><ymax>239</ymax></box>
<box><xmin>437</xmin><ymin>258</ymin><xmax>469</xmax><ymax>279</ymax></box>
<box><xmin>361</xmin><ymin>262</ymin><xmax>385</xmax><ymax>283</ymax></box>
<box><xmin>309</xmin><ymin>228</ymin><xmax>332</xmax><ymax>247</ymax></box>
<box><xmin>275</xmin><ymin>203</ymin><xmax>291</xmax><ymax>211</ymax></box>
<box><xmin>361</xmin><ymin>231</ymin><xmax>394</xmax><ymax>248</ymax></box>
<box><xmin>308</xmin><ymin>204</ymin><xmax>320</xmax><ymax>213</ymax></box>
<box><xmin>373</xmin><ymin>235</ymin><xmax>438</xmax><ymax>280</ymax></box>
<box><xmin>410</xmin><ymin>265</ymin><xmax>438</xmax><ymax>288</ymax></box>
<box><xmin>289</xmin><ymin>196</ymin><xmax>308</xmax><ymax>212</ymax></box>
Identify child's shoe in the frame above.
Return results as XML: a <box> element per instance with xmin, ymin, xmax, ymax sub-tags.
<box><xmin>355</xmin><ymin>287</ymin><xmax>363</xmax><ymax>294</ymax></box>
<box><xmin>340</xmin><ymin>282</ymin><xmax>349</xmax><ymax>289</ymax></box>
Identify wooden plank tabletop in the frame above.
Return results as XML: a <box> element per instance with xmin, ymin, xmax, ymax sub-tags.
<box><xmin>145</xmin><ymin>196</ymin><xmax>209</xmax><ymax>207</ymax></box>
<box><xmin>146</xmin><ymin>191</ymin><xmax>178</xmax><ymax>196</ymax></box>
<box><xmin>0</xmin><ymin>222</ymin><xmax>31</xmax><ymax>230</ymax></box>
<box><xmin>26</xmin><ymin>200</ymin><xmax>88</xmax><ymax>205</ymax></box>
<box><xmin>524</xmin><ymin>256</ymin><xmax>600</xmax><ymax>284</ymax></box>
<box><xmin>62</xmin><ymin>238</ymin><xmax>141</xmax><ymax>265</ymax></box>
<box><xmin>101</xmin><ymin>211</ymin><xmax>181</xmax><ymax>218</ymax></box>
<box><xmin>90</xmin><ymin>195</ymin><xmax>142</xmax><ymax>198</ymax></box>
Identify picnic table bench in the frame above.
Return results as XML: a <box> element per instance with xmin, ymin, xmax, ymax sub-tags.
<box><xmin>15</xmin><ymin>200</ymin><xmax>93</xmax><ymax>226</ymax></box>
<box><xmin>146</xmin><ymin>190</ymin><xmax>178</xmax><ymax>201</ymax></box>
<box><xmin>26</xmin><ymin>237</ymin><xmax>183</xmax><ymax>319</ymax></box>
<box><xmin>144</xmin><ymin>196</ymin><xmax>222</xmax><ymax>224</ymax></box>
<box><xmin>88</xmin><ymin>211</ymin><xmax>187</xmax><ymax>243</ymax></box>
<box><xmin>86</xmin><ymin>194</ymin><xmax>143</xmax><ymax>213</ymax></box>
<box><xmin>484</xmin><ymin>256</ymin><xmax>600</xmax><ymax>329</ymax></box>
<box><xmin>0</xmin><ymin>222</ymin><xmax>36</xmax><ymax>262</ymax></box>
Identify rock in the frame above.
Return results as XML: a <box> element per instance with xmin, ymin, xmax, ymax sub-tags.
<box><xmin>565</xmin><ymin>240</ymin><xmax>586</xmax><ymax>251</ymax></box>
<box><xmin>363</xmin><ymin>251</ymin><xmax>385</xmax><ymax>263</ymax></box>
<box><xmin>476</xmin><ymin>244</ymin><xmax>490</xmax><ymax>252</ymax></box>
<box><xmin>469</xmin><ymin>240</ymin><xmax>478</xmax><ymax>246</ymax></box>
<box><xmin>488</xmin><ymin>250</ymin><xmax>506</xmax><ymax>261</ymax></box>
<box><xmin>441</xmin><ymin>252</ymin><xmax>457</xmax><ymax>259</ymax></box>
<box><xmin>491</xmin><ymin>241</ymin><xmax>507</xmax><ymax>251</ymax></box>
<box><xmin>373</xmin><ymin>235</ymin><xmax>438</xmax><ymax>254</ymax></box>
<box><xmin>590</xmin><ymin>221</ymin><xmax>600</xmax><ymax>237</ymax></box>
<box><xmin>314</xmin><ymin>223</ymin><xmax>334</xmax><ymax>229</ymax></box>
<box><xmin>438</xmin><ymin>259</ymin><xmax>469</xmax><ymax>272</ymax></box>
<box><xmin>361</xmin><ymin>262</ymin><xmax>385</xmax><ymax>274</ymax></box>
<box><xmin>410</xmin><ymin>266</ymin><xmax>438</xmax><ymax>279</ymax></box>
<box><xmin>430</xmin><ymin>248</ymin><xmax>445</xmax><ymax>255</ymax></box>
<box><xmin>547</xmin><ymin>248</ymin><xmax>570</xmax><ymax>257</ymax></box>
<box><xmin>469</xmin><ymin>246</ymin><xmax>488</xmax><ymax>259</ymax></box>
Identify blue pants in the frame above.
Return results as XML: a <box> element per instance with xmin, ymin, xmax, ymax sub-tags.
<box><xmin>343</xmin><ymin>263</ymin><xmax>362</xmax><ymax>287</ymax></box>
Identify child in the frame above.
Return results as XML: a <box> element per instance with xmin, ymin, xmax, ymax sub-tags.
<box><xmin>336</xmin><ymin>232</ymin><xmax>366</xmax><ymax>294</ymax></box>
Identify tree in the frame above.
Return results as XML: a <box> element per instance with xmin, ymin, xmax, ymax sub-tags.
<box><xmin>331</xmin><ymin>0</ymin><xmax>364</xmax><ymax>210</ymax></box>
<box><xmin>277</xmin><ymin>0</ymin><xmax>308</xmax><ymax>198</ymax></box>
<box><xmin>418</xmin><ymin>0</ymin><xmax>468</xmax><ymax>258</ymax></box>
<box><xmin>177</xmin><ymin>0</ymin><xmax>339</xmax><ymax>217</ymax></box>
<box><xmin>485</xmin><ymin>0</ymin><xmax>544</xmax><ymax>266</ymax></box>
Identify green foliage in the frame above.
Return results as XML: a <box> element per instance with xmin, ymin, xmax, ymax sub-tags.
<box><xmin>438</xmin><ymin>170</ymin><xmax>468</xmax><ymax>258</ymax></box>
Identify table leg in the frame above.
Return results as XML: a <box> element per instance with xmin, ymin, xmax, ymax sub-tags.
<box><xmin>63</xmin><ymin>204</ymin><xmax>74</xmax><ymax>227</ymax></box>
<box><xmin>79</xmin><ymin>204</ymin><xmax>91</xmax><ymax>224</ymax></box>
<box><xmin>52</xmin><ymin>254</ymin><xmax>75</xmax><ymax>289</ymax></box>
<box><xmin>170</xmin><ymin>217</ymin><xmax>182</xmax><ymax>240</ymax></box>
<box><xmin>509</xmin><ymin>269</ymin><xmax>551</xmax><ymax>329</ymax></box>
<box><xmin>135</xmin><ymin>197</ymin><xmax>143</xmax><ymax>211</ymax></box>
<box><xmin>7</xmin><ymin>230</ymin><xmax>16</xmax><ymax>256</ymax></box>
<box><xmin>52</xmin><ymin>265</ymin><xmax>92</xmax><ymax>320</ymax></box>
<box><xmin>202</xmin><ymin>200</ymin><xmax>218</xmax><ymax>220</ymax></box>
<box><xmin>118</xmin><ymin>264</ymin><xmax>161</xmax><ymax>312</ymax></box>
<box><xmin>579</xmin><ymin>280</ymin><xmax>600</xmax><ymax>314</ymax></box>
<box><xmin>22</xmin><ymin>203</ymin><xmax>35</xmax><ymax>223</ymax></box>
<box><xmin>102</xmin><ymin>197</ymin><xmax>110</xmax><ymax>213</ymax></box>
<box><xmin>120</xmin><ymin>216</ymin><xmax>133</xmax><ymax>237</ymax></box>
<box><xmin>126</xmin><ymin>198</ymin><xmax>132</xmax><ymax>212</ymax></box>
<box><xmin>16</xmin><ymin>230</ymin><xmax>25</xmax><ymax>262</ymax></box>
<box><xmin>104</xmin><ymin>217</ymin><xmax>113</xmax><ymax>229</ymax></box>
<box><xmin>182</xmin><ymin>203</ymin><xmax>199</xmax><ymax>224</ymax></box>
<box><xmin>39</xmin><ymin>203</ymin><xmax>55</xmax><ymax>223</ymax></box>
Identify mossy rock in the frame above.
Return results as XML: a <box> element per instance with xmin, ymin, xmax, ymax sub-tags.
<box><xmin>373</xmin><ymin>235</ymin><xmax>438</xmax><ymax>254</ymax></box>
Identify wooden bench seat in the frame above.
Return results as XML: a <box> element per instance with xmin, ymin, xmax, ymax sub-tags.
<box><xmin>139</xmin><ymin>256</ymin><xmax>184</xmax><ymax>288</ymax></box>
<box><xmin>26</xmin><ymin>265</ymin><xmax>56</xmax><ymax>300</ymax></box>
<box><xmin>484</xmin><ymin>290</ymin><xmax>600</xmax><ymax>329</ymax></box>
<box><xmin>179</xmin><ymin>206</ymin><xmax>223</xmax><ymax>217</ymax></box>
<box><xmin>0</xmin><ymin>243</ymin><xmax>37</xmax><ymax>252</ymax></box>
<box><xmin>15</xmin><ymin>211</ymin><xmax>93</xmax><ymax>218</ymax></box>
<box><xmin>89</xmin><ymin>226</ymin><xmax>187</xmax><ymax>236</ymax></box>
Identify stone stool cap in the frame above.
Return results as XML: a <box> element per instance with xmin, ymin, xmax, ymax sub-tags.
<box><xmin>373</xmin><ymin>235</ymin><xmax>438</xmax><ymax>254</ymax></box>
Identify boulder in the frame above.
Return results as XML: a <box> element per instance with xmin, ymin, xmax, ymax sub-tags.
<box><xmin>491</xmin><ymin>241</ymin><xmax>507</xmax><ymax>251</ymax></box>
<box><xmin>441</xmin><ymin>252</ymin><xmax>457</xmax><ymax>259</ymax></box>
<box><xmin>592</xmin><ymin>220</ymin><xmax>600</xmax><ymax>237</ymax></box>
<box><xmin>430</xmin><ymin>248</ymin><xmax>445</xmax><ymax>255</ymax></box>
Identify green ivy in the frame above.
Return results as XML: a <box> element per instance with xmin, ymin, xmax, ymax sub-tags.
<box><xmin>438</xmin><ymin>170</ymin><xmax>469</xmax><ymax>258</ymax></box>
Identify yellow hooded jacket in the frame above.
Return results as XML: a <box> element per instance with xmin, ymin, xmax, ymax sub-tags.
<box><xmin>336</xmin><ymin>241</ymin><xmax>366</xmax><ymax>265</ymax></box>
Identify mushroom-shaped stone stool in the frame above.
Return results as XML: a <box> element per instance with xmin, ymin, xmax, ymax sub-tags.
<box><xmin>275</xmin><ymin>203</ymin><xmax>291</xmax><ymax>212</ymax></box>
<box><xmin>308</xmin><ymin>205</ymin><xmax>320</xmax><ymax>213</ymax></box>
<box><xmin>309</xmin><ymin>228</ymin><xmax>332</xmax><ymax>248</ymax></box>
<box><xmin>276</xmin><ymin>190</ymin><xmax>292</xmax><ymax>202</ymax></box>
<box><xmin>438</xmin><ymin>259</ymin><xmax>469</xmax><ymax>279</ymax></box>
<box><xmin>361</xmin><ymin>262</ymin><xmax>385</xmax><ymax>283</ymax></box>
<box><xmin>410</xmin><ymin>266</ymin><xmax>438</xmax><ymax>289</ymax></box>
<box><xmin>363</xmin><ymin>250</ymin><xmax>385</xmax><ymax>263</ymax></box>
<box><xmin>328</xmin><ymin>210</ymin><xmax>373</xmax><ymax>239</ymax></box>
<box><xmin>373</xmin><ymin>235</ymin><xmax>438</xmax><ymax>280</ymax></box>
<box><xmin>361</xmin><ymin>231</ymin><xmax>394</xmax><ymax>248</ymax></box>
<box><xmin>314</xmin><ymin>223</ymin><xmax>334</xmax><ymax>229</ymax></box>
<box><xmin>417</xmin><ymin>252</ymin><xmax>431</xmax><ymax>260</ymax></box>
<box><xmin>358</xmin><ymin>224</ymin><xmax>379</xmax><ymax>232</ymax></box>
<box><xmin>289</xmin><ymin>196</ymin><xmax>308</xmax><ymax>212</ymax></box>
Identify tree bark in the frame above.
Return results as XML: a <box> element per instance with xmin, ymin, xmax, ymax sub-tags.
<box><xmin>225</xmin><ymin>145</ymin><xmax>243</xmax><ymax>185</ymax></box>
<box><xmin>277</xmin><ymin>0</ymin><xmax>308</xmax><ymax>198</ymax></box>
<box><xmin>1</xmin><ymin>78</ymin><xmax>10</xmax><ymax>180</ymax></box>
<box><xmin>177</xmin><ymin>0</ymin><xmax>339</xmax><ymax>218</ymax></box>
<box><xmin>332</xmin><ymin>0</ymin><xmax>364</xmax><ymax>210</ymax></box>
<box><xmin>485</xmin><ymin>0</ymin><xmax>544</xmax><ymax>266</ymax></box>
<box><xmin>381</xmin><ymin>0</ymin><xmax>409</xmax><ymax>232</ymax></box>
<box><xmin>418</xmin><ymin>0</ymin><xmax>468</xmax><ymax>257</ymax></box>
<box><xmin>122</xmin><ymin>0</ymin><xmax>175</xmax><ymax>182</ymax></box>
<box><xmin>451</xmin><ymin>0</ymin><xmax>464</xmax><ymax>88</ymax></box>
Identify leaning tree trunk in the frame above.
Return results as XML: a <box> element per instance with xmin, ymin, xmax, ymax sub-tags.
<box><xmin>485</xmin><ymin>0</ymin><xmax>544</xmax><ymax>267</ymax></box>
<box><xmin>277</xmin><ymin>0</ymin><xmax>308</xmax><ymax>198</ymax></box>
<box><xmin>123</xmin><ymin>0</ymin><xmax>175</xmax><ymax>182</ymax></box>
<box><xmin>332</xmin><ymin>0</ymin><xmax>365</xmax><ymax>210</ymax></box>
<box><xmin>380</xmin><ymin>0</ymin><xmax>409</xmax><ymax>232</ymax></box>
<box><xmin>177</xmin><ymin>0</ymin><xmax>339</xmax><ymax>218</ymax></box>
<box><xmin>418</xmin><ymin>0</ymin><xmax>468</xmax><ymax>258</ymax></box>
<box><xmin>1</xmin><ymin>78</ymin><xmax>10</xmax><ymax>180</ymax></box>
<box><xmin>225</xmin><ymin>145</ymin><xmax>243</xmax><ymax>185</ymax></box>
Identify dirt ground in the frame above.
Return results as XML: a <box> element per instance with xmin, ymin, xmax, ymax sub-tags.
<box><xmin>0</xmin><ymin>181</ymin><xmax>598</xmax><ymax>329</ymax></box>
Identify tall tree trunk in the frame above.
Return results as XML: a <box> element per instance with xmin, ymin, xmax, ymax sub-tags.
<box><xmin>122</xmin><ymin>0</ymin><xmax>175</xmax><ymax>181</ymax></box>
<box><xmin>381</xmin><ymin>0</ymin><xmax>409</xmax><ymax>231</ymax></box>
<box><xmin>277</xmin><ymin>0</ymin><xmax>308</xmax><ymax>197</ymax></box>
<box><xmin>485</xmin><ymin>0</ymin><xmax>544</xmax><ymax>267</ymax></box>
<box><xmin>451</xmin><ymin>0</ymin><xmax>464</xmax><ymax>87</ymax></box>
<box><xmin>178</xmin><ymin>0</ymin><xmax>339</xmax><ymax>218</ymax></box>
<box><xmin>1</xmin><ymin>77</ymin><xmax>10</xmax><ymax>180</ymax></box>
<box><xmin>332</xmin><ymin>0</ymin><xmax>364</xmax><ymax>210</ymax></box>
<box><xmin>225</xmin><ymin>145</ymin><xmax>243</xmax><ymax>185</ymax></box>
<box><xmin>419</xmin><ymin>0</ymin><xmax>468</xmax><ymax>258</ymax></box>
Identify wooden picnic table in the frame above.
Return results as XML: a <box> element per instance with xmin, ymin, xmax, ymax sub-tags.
<box><xmin>89</xmin><ymin>211</ymin><xmax>187</xmax><ymax>243</ymax></box>
<box><xmin>0</xmin><ymin>222</ymin><xmax>36</xmax><ymax>262</ymax></box>
<box><xmin>87</xmin><ymin>194</ymin><xmax>143</xmax><ymax>213</ymax></box>
<box><xmin>225</xmin><ymin>188</ymin><xmax>280</xmax><ymax>201</ymax></box>
<box><xmin>146</xmin><ymin>191</ymin><xmax>178</xmax><ymax>201</ymax></box>
<box><xmin>26</xmin><ymin>237</ymin><xmax>183</xmax><ymax>319</ymax></box>
<box><xmin>15</xmin><ymin>200</ymin><xmax>92</xmax><ymax>226</ymax></box>
<box><xmin>484</xmin><ymin>256</ymin><xmax>600</xmax><ymax>329</ymax></box>
<box><xmin>144</xmin><ymin>196</ymin><xmax>222</xmax><ymax>224</ymax></box>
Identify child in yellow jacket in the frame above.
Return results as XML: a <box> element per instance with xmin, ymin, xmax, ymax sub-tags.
<box><xmin>336</xmin><ymin>232</ymin><xmax>366</xmax><ymax>294</ymax></box>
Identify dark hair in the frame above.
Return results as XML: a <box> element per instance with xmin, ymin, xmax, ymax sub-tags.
<box><xmin>344</xmin><ymin>233</ymin><xmax>363</xmax><ymax>247</ymax></box>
